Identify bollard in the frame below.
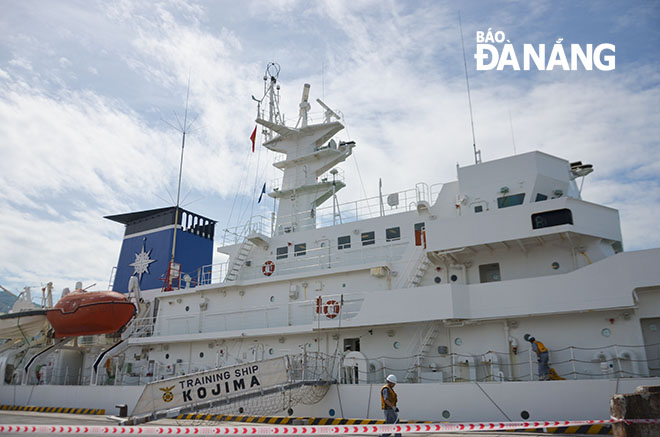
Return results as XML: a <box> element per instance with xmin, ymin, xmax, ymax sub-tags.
<box><xmin>115</xmin><ymin>404</ymin><xmax>128</xmax><ymax>418</ymax></box>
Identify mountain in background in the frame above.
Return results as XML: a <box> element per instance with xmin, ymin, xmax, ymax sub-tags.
<box><xmin>0</xmin><ymin>291</ymin><xmax>18</xmax><ymax>313</ymax></box>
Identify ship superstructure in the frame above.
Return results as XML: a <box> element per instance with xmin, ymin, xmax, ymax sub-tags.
<box><xmin>1</xmin><ymin>65</ymin><xmax>659</xmax><ymax>424</ymax></box>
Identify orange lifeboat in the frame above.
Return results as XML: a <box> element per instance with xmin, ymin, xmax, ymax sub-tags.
<box><xmin>46</xmin><ymin>289</ymin><xmax>136</xmax><ymax>338</ymax></box>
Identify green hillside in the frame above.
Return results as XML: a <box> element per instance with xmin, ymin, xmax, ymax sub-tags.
<box><xmin>0</xmin><ymin>291</ymin><xmax>18</xmax><ymax>314</ymax></box>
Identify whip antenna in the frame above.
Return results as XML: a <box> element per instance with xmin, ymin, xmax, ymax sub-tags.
<box><xmin>161</xmin><ymin>72</ymin><xmax>198</xmax><ymax>290</ymax></box>
<box><xmin>459</xmin><ymin>12</ymin><xmax>481</xmax><ymax>164</ymax></box>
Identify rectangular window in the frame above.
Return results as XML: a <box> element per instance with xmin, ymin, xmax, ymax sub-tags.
<box><xmin>531</xmin><ymin>208</ymin><xmax>574</xmax><ymax>229</ymax></box>
<box><xmin>479</xmin><ymin>263</ymin><xmax>501</xmax><ymax>283</ymax></box>
<box><xmin>276</xmin><ymin>246</ymin><xmax>288</xmax><ymax>260</ymax></box>
<box><xmin>474</xmin><ymin>205</ymin><xmax>483</xmax><ymax>213</ymax></box>
<box><xmin>497</xmin><ymin>193</ymin><xmax>525</xmax><ymax>209</ymax></box>
<box><xmin>343</xmin><ymin>338</ymin><xmax>360</xmax><ymax>352</ymax></box>
<box><xmin>338</xmin><ymin>235</ymin><xmax>351</xmax><ymax>250</ymax></box>
<box><xmin>386</xmin><ymin>227</ymin><xmax>401</xmax><ymax>242</ymax></box>
<box><xmin>294</xmin><ymin>243</ymin><xmax>306</xmax><ymax>257</ymax></box>
<box><xmin>535</xmin><ymin>193</ymin><xmax>548</xmax><ymax>202</ymax></box>
<box><xmin>361</xmin><ymin>231</ymin><xmax>375</xmax><ymax>246</ymax></box>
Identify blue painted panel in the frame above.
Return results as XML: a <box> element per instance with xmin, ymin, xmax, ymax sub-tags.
<box><xmin>113</xmin><ymin>229</ymin><xmax>173</xmax><ymax>293</ymax></box>
<box><xmin>173</xmin><ymin>230</ymin><xmax>214</xmax><ymax>284</ymax></box>
<box><xmin>112</xmin><ymin>228</ymin><xmax>214</xmax><ymax>293</ymax></box>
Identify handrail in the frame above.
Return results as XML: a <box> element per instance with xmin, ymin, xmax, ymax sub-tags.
<box><xmin>221</xmin><ymin>181</ymin><xmax>444</xmax><ymax>245</ymax></box>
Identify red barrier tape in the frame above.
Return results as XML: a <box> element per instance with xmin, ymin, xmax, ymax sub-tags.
<box><xmin>0</xmin><ymin>419</ymin><xmax>658</xmax><ymax>434</ymax></box>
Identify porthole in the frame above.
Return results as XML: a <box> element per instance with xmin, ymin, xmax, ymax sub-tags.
<box><xmin>199</xmin><ymin>352</ymin><xmax>204</xmax><ymax>358</ymax></box>
<box><xmin>287</xmin><ymin>408</ymin><xmax>294</xmax><ymax>416</ymax></box>
<box><xmin>601</xmin><ymin>328</ymin><xmax>611</xmax><ymax>337</ymax></box>
<box><xmin>342</xmin><ymin>283</ymin><xmax>346</xmax><ymax>288</ymax></box>
<box><xmin>165</xmin><ymin>353</ymin><xmax>170</xmax><ymax>359</ymax></box>
<box><xmin>454</xmin><ymin>338</ymin><xmax>462</xmax><ymax>346</ymax></box>
<box><xmin>269</xmin><ymin>348</ymin><xmax>274</xmax><ymax>355</ymax></box>
<box><xmin>239</xmin><ymin>407</ymin><xmax>244</xmax><ymax>414</ymax></box>
<box><xmin>434</xmin><ymin>276</ymin><xmax>441</xmax><ymax>284</ymax></box>
<box><xmin>551</xmin><ymin>262</ymin><xmax>560</xmax><ymax>270</ymax></box>
<box><xmin>521</xmin><ymin>410</ymin><xmax>530</xmax><ymax>419</ymax></box>
<box><xmin>329</xmin><ymin>409</ymin><xmax>336</xmax><ymax>417</ymax></box>
<box><xmin>393</xmin><ymin>341</ymin><xmax>401</xmax><ymax>349</ymax></box>
<box><xmin>450</xmin><ymin>274</ymin><xmax>458</xmax><ymax>282</ymax></box>
<box><xmin>270</xmin><ymin>296</ymin><xmax>275</xmax><ymax>302</ymax></box>
<box><xmin>442</xmin><ymin>410</ymin><xmax>451</xmax><ymax>419</ymax></box>
<box><xmin>185</xmin><ymin>306</ymin><xmax>190</xmax><ymax>312</ymax></box>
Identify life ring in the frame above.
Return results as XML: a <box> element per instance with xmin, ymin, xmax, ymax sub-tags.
<box><xmin>323</xmin><ymin>299</ymin><xmax>340</xmax><ymax>319</ymax></box>
<box><xmin>262</xmin><ymin>260</ymin><xmax>275</xmax><ymax>276</ymax></box>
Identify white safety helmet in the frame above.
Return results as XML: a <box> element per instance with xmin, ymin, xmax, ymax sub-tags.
<box><xmin>386</xmin><ymin>374</ymin><xmax>397</xmax><ymax>384</ymax></box>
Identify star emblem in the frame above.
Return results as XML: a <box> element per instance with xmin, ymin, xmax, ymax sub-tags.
<box><xmin>130</xmin><ymin>243</ymin><xmax>156</xmax><ymax>281</ymax></box>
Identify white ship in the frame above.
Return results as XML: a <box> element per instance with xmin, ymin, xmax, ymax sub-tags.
<box><xmin>1</xmin><ymin>64</ymin><xmax>659</xmax><ymax>425</ymax></box>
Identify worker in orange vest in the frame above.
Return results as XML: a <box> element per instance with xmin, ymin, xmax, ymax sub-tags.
<box><xmin>525</xmin><ymin>334</ymin><xmax>550</xmax><ymax>380</ymax></box>
<box><xmin>380</xmin><ymin>374</ymin><xmax>401</xmax><ymax>437</ymax></box>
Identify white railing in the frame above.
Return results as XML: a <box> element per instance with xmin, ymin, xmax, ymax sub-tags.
<box><xmin>345</xmin><ymin>342</ymin><xmax>660</xmax><ymax>385</ymax></box>
<box><xmin>221</xmin><ymin>182</ymin><xmax>441</xmax><ymax>244</ymax></box>
<box><xmin>430</xmin><ymin>183</ymin><xmax>443</xmax><ymax>202</ymax></box>
<box><xmin>222</xmin><ymin>215</ymin><xmax>272</xmax><ymax>246</ymax></box>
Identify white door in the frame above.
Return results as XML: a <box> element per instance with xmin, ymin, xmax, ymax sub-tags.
<box><xmin>641</xmin><ymin>318</ymin><xmax>660</xmax><ymax>377</ymax></box>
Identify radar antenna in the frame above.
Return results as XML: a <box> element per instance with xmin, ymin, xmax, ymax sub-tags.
<box><xmin>316</xmin><ymin>99</ymin><xmax>341</xmax><ymax>123</ymax></box>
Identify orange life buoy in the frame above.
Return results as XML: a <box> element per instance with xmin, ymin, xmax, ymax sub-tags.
<box><xmin>323</xmin><ymin>299</ymin><xmax>340</xmax><ymax>319</ymax></box>
<box><xmin>262</xmin><ymin>260</ymin><xmax>275</xmax><ymax>276</ymax></box>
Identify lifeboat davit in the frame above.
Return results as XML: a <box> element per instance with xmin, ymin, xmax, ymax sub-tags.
<box><xmin>46</xmin><ymin>290</ymin><xmax>136</xmax><ymax>338</ymax></box>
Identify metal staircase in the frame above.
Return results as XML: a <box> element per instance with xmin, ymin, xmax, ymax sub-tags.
<box><xmin>91</xmin><ymin>338</ymin><xmax>129</xmax><ymax>385</ymax></box>
<box><xmin>404</xmin><ymin>254</ymin><xmax>431</xmax><ymax>288</ymax></box>
<box><xmin>224</xmin><ymin>240</ymin><xmax>255</xmax><ymax>282</ymax></box>
<box><xmin>405</xmin><ymin>322</ymin><xmax>441</xmax><ymax>382</ymax></box>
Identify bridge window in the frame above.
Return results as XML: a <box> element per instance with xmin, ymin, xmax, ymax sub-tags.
<box><xmin>497</xmin><ymin>193</ymin><xmax>525</xmax><ymax>208</ymax></box>
<box><xmin>535</xmin><ymin>193</ymin><xmax>548</xmax><ymax>202</ymax></box>
<box><xmin>294</xmin><ymin>243</ymin><xmax>306</xmax><ymax>257</ymax></box>
<box><xmin>532</xmin><ymin>208</ymin><xmax>573</xmax><ymax>229</ymax></box>
<box><xmin>386</xmin><ymin>227</ymin><xmax>401</xmax><ymax>242</ymax></box>
<box><xmin>338</xmin><ymin>235</ymin><xmax>351</xmax><ymax>250</ymax></box>
<box><xmin>361</xmin><ymin>231</ymin><xmax>375</xmax><ymax>246</ymax></box>
<box><xmin>276</xmin><ymin>246</ymin><xmax>288</xmax><ymax>260</ymax></box>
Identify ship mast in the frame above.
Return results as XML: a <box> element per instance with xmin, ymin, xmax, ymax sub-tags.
<box><xmin>253</xmin><ymin>64</ymin><xmax>354</xmax><ymax>234</ymax></box>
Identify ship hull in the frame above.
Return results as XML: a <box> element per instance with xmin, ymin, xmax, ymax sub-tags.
<box><xmin>1</xmin><ymin>378</ymin><xmax>659</xmax><ymax>422</ymax></box>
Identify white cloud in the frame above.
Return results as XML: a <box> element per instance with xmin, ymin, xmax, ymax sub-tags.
<box><xmin>8</xmin><ymin>58</ymin><xmax>33</xmax><ymax>71</ymax></box>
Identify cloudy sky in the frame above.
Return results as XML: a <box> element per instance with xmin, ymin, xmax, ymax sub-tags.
<box><xmin>1</xmin><ymin>0</ymin><xmax>659</xmax><ymax>298</ymax></box>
